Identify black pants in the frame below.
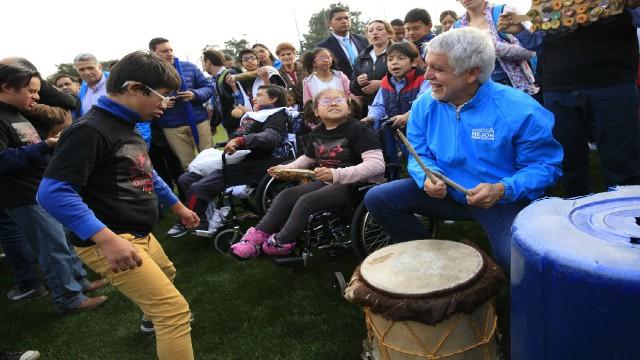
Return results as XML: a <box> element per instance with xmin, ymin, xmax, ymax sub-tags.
<box><xmin>256</xmin><ymin>181</ymin><xmax>349</xmax><ymax>243</ymax></box>
<box><xmin>544</xmin><ymin>82</ymin><xmax>640</xmax><ymax>196</ymax></box>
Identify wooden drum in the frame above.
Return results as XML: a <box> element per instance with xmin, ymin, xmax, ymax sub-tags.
<box><xmin>345</xmin><ymin>240</ymin><xmax>506</xmax><ymax>360</ymax></box>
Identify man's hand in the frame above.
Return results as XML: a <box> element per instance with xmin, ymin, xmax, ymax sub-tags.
<box><xmin>361</xmin><ymin>80</ymin><xmax>381</xmax><ymax>95</ymax></box>
<box><xmin>225</xmin><ymin>74</ymin><xmax>238</xmax><ymax>92</ymax></box>
<box><xmin>391</xmin><ymin>112</ymin><xmax>409</xmax><ymax>128</ymax></box>
<box><xmin>45</xmin><ymin>135</ymin><xmax>59</xmax><ymax>148</ymax></box>
<box><xmin>498</xmin><ymin>12</ymin><xmax>525</xmax><ymax>34</ymax></box>
<box><xmin>92</xmin><ymin>228</ymin><xmax>143</xmax><ymax>273</ymax></box>
<box><xmin>424</xmin><ymin>177</ymin><xmax>447</xmax><ymax>198</ymax></box>
<box><xmin>360</xmin><ymin>116</ymin><xmax>373</xmax><ymax>125</ymax></box>
<box><xmin>224</xmin><ymin>138</ymin><xmax>240</xmax><ymax>154</ymax></box>
<box><xmin>466</xmin><ymin>183</ymin><xmax>505</xmax><ymax>209</ymax></box>
<box><xmin>257</xmin><ymin>67</ymin><xmax>270</xmax><ymax>82</ymax></box>
<box><xmin>356</xmin><ymin>73</ymin><xmax>370</xmax><ymax>86</ymax></box>
<box><xmin>165</xmin><ymin>98</ymin><xmax>176</xmax><ymax>108</ymax></box>
<box><xmin>314</xmin><ymin>167</ymin><xmax>333</xmax><ymax>182</ymax></box>
<box><xmin>176</xmin><ymin>90</ymin><xmax>195</xmax><ymax>102</ymax></box>
<box><xmin>171</xmin><ymin>202</ymin><xmax>200</xmax><ymax>229</ymax></box>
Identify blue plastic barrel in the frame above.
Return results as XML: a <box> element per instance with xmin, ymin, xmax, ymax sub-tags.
<box><xmin>511</xmin><ymin>186</ymin><xmax>640</xmax><ymax>360</ymax></box>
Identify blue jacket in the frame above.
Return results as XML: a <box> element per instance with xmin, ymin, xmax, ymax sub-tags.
<box><xmin>407</xmin><ymin>80</ymin><xmax>563</xmax><ymax>203</ymax></box>
<box><xmin>157</xmin><ymin>60</ymin><xmax>214</xmax><ymax>129</ymax></box>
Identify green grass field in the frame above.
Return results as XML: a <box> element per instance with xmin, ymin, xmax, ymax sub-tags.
<box><xmin>0</xmin><ymin>127</ymin><xmax>605</xmax><ymax>359</ymax></box>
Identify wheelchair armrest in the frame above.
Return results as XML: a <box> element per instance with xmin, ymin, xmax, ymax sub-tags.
<box><xmin>214</xmin><ymin>141</ymin><xmax>228</xmax><ymax>148</ymax></box>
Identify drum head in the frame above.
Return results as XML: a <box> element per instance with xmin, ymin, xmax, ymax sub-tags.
<box><xmin>360</xmin><ymin>240</ymin><xmax>484</xmax><ymax>296</ymax></box>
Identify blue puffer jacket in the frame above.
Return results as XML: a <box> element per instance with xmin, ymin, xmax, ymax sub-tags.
<box><xmin>157</xmin><ymin>61</ymin><xmax>214</xmax><ymax>129</ymax></box>
<box><xmin>407</xmin><ymin>80</ymin><xmax>563</xmax><ymax>204</ymax></box>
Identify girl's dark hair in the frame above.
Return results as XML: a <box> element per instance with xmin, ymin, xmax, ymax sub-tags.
<box><xmin>258</xmin><ymin>85</ymin><xmax>287</xmax><ymax>108</ymax></box>
<box><xmin>301</xmin><ymin>47</ymin><xmax>337</xmax><ymax>74</ymax></box>
<box><xmin>0</xmin><ymin>64</ymin><xmax>40</xmax><ymax>91</ymax></box>
<box><xmin>107</xmin><ymin>51</ymin><xmax>180</xmax><ymax>94</ymax></box>
<box><xmin>439</xmin><ymin>10</ymin><xmax>459</xmax><ymax>23</ymax></box>
<box><xmin>251</xmin><ymin>43</ymin><xmax>277</xmax><ymax>66</ymax></box>
<box><xmin>386</xmin><ymin>42</ymin><xmax>420</xmax><ymax>60</ymax></box>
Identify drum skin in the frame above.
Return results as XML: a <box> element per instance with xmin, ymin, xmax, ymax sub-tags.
<box><xmin>511</xmin><ymin>186</ymin><xmax>640</xmax><ymax>360</ymax></box>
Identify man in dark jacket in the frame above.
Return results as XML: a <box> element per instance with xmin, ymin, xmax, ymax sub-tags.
<box><xmin>150</xmin><ymin>37</ymin><xmax>214</xmax><ymax>169</ymax></box>
<box><xmin>316</xmin><ymin>7</ymin><xmax>368</xmax><ymax>79</ymax></box>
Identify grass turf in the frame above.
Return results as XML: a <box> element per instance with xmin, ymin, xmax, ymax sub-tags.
<box><xmin>0</xmin><ymin>129</ymin><xmax>605</xmax><ymax>359</ymax></box>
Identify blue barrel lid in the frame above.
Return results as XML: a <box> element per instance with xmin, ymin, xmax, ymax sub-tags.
<box><xmin>512</xmin><ymin>186</ymin><xmax>640</xmax><ymax>282</ymax></box>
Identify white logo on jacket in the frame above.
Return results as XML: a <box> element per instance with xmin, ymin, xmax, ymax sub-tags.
<box><xmin>471</xmin><ymin>128</ymin><xmax>495</xmax><ymax>141</ymax></box>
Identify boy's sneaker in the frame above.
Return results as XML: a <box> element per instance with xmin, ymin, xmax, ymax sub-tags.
<box><xmin>167</xmin><ymin>222</ymin><xmax>188</xmax><ymax>238</ymax></box>
<box><xmin>6</xmin><ymin>287</ymin><xmax>48</xmax><ymax>301</ymax></box>
<box><xmin>262</xmin><ymin>234</ymin><xmax>296</xmax><ymax>256</ymax></box>
<box><xmin>230</xmin><ymin>227</ymin><xmax>270</xmax><ymax>260</ymax></box>
<box><xmin>0</xmin><ymin>350</ymin><xmax>41</xmax><ymax>360</ymax></box>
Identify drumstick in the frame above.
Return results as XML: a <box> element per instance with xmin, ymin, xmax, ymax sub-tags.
<box><xmin>396</xmin><ymin>130</ymin><xmax>469</xmax><ymax>195</ymax></box>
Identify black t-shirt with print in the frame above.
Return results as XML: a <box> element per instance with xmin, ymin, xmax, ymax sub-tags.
<box><xmin>0</xmin><ymin>102</ymin><xmax>51</xmax><ymax>208</ymax></box>
<box><xmin>44</xmin><ymin>107</ymin><xmax>158</xmax><ymax>235</ymax></box>
<box><xmin>305</xmin><ymin>118</ymin><xmax>380</xmax><ymax>168</ymax></box>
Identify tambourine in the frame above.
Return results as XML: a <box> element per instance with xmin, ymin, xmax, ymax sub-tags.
<box><xmin>272</xmin><ymin>168</ymin><xmax>316</xmax><ymax>182</ymax></box>
<box><xmin>505</xmin><ymin>0</ymin><xmax>626</xmax><ymax>33</ymax></box>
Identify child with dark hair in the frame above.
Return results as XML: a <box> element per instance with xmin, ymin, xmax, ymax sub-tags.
<box><xmin>404</xmin><ymin>8</ymin><xmax>435</xmax><ymax>59</ymax></box>
<box><xmin>301</xmin><ymin>48</ymin><xmax>351</xmax><ymax>104</ymax></box>
<box><xmin>167</xmin><ymin>85</ymin><xmax>290</xmax><ymax>238</ymax></box>
<box><xmin>361</xmin><ymin>42</ymin><xmax>430</xmax><ymax>177</ymax></box>
<box><xmin>440</xmin><ymin>10</ymin><xmax>459</xmax><ymax>32</ymax></box>
<box><xmin>231</xmin><ymin>89</ymin><xmax>385</xmax><ymax>259</ymax></box>
<box><xmin>37</xmin><ymin>51</ymin><xmax>198</xmax><ymax>360</ymax></box>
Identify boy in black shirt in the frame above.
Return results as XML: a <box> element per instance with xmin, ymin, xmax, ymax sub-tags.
<box><xmin>38</xmin><ymin>51</ymin><xmax>198</xmax><ymax>360</ymax></box>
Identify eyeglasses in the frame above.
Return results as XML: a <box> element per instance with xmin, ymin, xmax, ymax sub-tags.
<box><xmin>314</xmin><ymin>56</ymin><xmax>331</xmax><ymax>62</ymax></box>
<box><xmin>317</xmin><ymin>96</ymin><xmax>347</xmax><ymax>106</ymax></box>
<box><xmin>122</xmin><ymin>81</ymin><xmax>173</xmax><ymax>108</ymax></box>
<box><xmin>241</xmin><ymin>55</ymin><xmax>257</xmax><ymax>62</ymax></box>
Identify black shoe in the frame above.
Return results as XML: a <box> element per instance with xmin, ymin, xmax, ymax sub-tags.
<box><xmin>6</xmin><ymin>287</ymin><xmax>48</xmax><ymax>301</ymax></box>
<box><xmin>167</xmin><ymin>222</ymin><xmax>188</xmax><ymax>238</ymax></box>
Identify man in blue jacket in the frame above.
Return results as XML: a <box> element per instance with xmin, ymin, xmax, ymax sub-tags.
<box><xmin>364</xmin><ymin>28</ymin><xmax>563</xmax><ymax>271</ymax></box>
<box><xmin>150</xmin><ymin>37</ymin><xmax>214</xmax><ymax>169</ymax></box>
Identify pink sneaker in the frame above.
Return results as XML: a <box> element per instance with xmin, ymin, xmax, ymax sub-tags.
<box><xmin>230</xmin><ymin>227</ymin><xmax>270</xmax><ymax>260</ymax></box>
<box><xmin>262</xmin><ymin>234</ymin><xmax>296</xmax><ymax>256</ymax></box>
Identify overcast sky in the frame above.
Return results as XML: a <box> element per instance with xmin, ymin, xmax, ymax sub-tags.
<box><xmin>3</xmin><ymin>0</ymin><xmax>530</xmax><ymax>77</ymax></box>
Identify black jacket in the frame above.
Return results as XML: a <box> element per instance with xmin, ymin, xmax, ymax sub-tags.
<box><xmin>350</xmin><ymin>44</ymin><xmax>390</xmax><ymax>107</ymax></box>
<box><xmin>316</xmin><ymin>33</ymin><xmax>369</xmax><ymax>79</ymax></box>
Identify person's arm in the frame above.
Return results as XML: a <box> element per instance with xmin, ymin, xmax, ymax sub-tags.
<box><xmin>38</xmin><ymin>81</ymin><xmax>77</xmax><ymax>110</ymax></box>
<box><xmin>0</xmin><ymin>123</ymin><xmax>55</xmax><ymax>174</ymax></box>
<box><xmin>364</xmin><ymin>88</ymin><xmax>387</xmax><ymax>125</ymax></box>
<box><xmin>350</xmin><ymin>59</ymin><xmax>366</xmax><ymax>96</ymax></box>
<box><xmin>406</xmin><ymin>97</ymin><xmax>444</xmax><ymax>188</ymax></box>
<box><xmin>341</xmin><ymin>73</ymin><xmax>352</xmax><ymax>98</ymax></box>
<box><xmin>135</xmin><ymin>122</ymin><xmax>151</xmax><ymax>148</ymax></box>
<box><xmin>302</xmin><ymin>77</ymin><xmax>312</xmax><ymax>104</ymax></box>
<box><xmin>189</xmin><ymin>66</ymin><xmax>215</xmax><ymax>103</ymax></box>
<box><xmin>280</xmin><ymin>154</ymin><xmax>316</xmax><ymax>169</ymax></box>
<box><xmin>152</xmin><ymin>170</ymin><xmax>199</xmax><ymax>227</ymax></box>
<box><xmin>495</xmin><ymin>41</ymin><xmax>536</xmax><ymax>62</ymax></box>
<box><xmin>330</xmin><ymin>149</ymin><xmax>385</xmax><ymax>184</ymax></box>
<box><xmin>24</xmin><ymin>104</ymin><xmax>72</xmax><ymax>127</ymax></box>
<box><xmin>498</xmin><ymin>108</ymin><xmax>564</xmax><ymax>202</ymax></box>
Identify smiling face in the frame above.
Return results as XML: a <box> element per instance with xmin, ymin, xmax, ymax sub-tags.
<box><xmin>424</xmin><ymin>52</ymin><xmax>479</xmax><ymax>106</ymax></box>
<box><xmin>367</xmin><ymin>21</ymin><xmax>391</xmax><ymax>48</ymax></box>
<box><xmin>278</xmin><ymin>50</ymin><xmax>296</xmax><ymax>67</ymax></box>
<box><xmin>386</xmin><ymin>51</ymin><xmax>417</xmax><ymax>79</ymax></box>
<box><xmin>314</xmin><ymin>89</ymin><xmax>349</xmax><ymax>126</ymax></box>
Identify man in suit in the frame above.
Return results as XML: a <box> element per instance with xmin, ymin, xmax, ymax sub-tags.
<box><xmin>316</xmin><ymin>7</ymin><xmax>369</xmax><ymax>79</ymax></box>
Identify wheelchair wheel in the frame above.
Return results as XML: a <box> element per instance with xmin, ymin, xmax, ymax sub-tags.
<box><xmin>350</xmin><ymin>201</ymin><xmax>437</xmax><ymax>260</ymax></box>
<box><xmin>255</xmin><ymin>174</ymin><xmax>298</xmax><ymax>216</ymax></box>
<box><xmin>333</xmin><ymin>271</ymin><xmax>347</xmax><ymax>296</ymax></box>
<box><xmin>214</xmin><ymin>228</ymin><xmax>241</xmax><ymax>255</ymax></box>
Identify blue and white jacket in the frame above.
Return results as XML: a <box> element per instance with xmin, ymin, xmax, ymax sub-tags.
<box><xmin>407</xmin><ymin>80</ymin><xmax>563</xmax><ymax>203</ymax></box>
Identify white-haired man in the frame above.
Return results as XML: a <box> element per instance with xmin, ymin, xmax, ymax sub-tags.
<box><xmin>364</xmin><ymin>28</ymin><xmax>564</xmax><ymax>271</ymax></box>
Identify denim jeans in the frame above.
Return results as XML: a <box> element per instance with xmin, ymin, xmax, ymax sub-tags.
<box><xmin>0</xmin><ymin>208</ymin><xmax>42</xmax><ymax>291</ymax></box>
<box><xmin>364</xmin><ymin>178</ymin><xmax>528</xmax><ymax>271</ymax></box>
<box><xmin>544</xmin><ymin>82</ymin><xmax>640</xmax><ymax>196</ymax></box>
<box><xmin>5</xmin><ymin>204</ymin><xmax>89</xmax><ymax>311</ymax></box>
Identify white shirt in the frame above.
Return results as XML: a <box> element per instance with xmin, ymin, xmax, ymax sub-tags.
<box><xmin>81</xmin><ymin>74</ymin><xmax>108</xmax><ymax>114</ymax></box>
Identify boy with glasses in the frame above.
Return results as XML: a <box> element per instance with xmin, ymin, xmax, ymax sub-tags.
<box><xmin>38</xmin><ymin>51</ymin><xmax>199</xmax><ymax>360</ymax></box>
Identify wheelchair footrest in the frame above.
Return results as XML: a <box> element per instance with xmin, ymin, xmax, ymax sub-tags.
<box><xmin>271</xmin><ymin>254</ymin><xmax>307</xmax><ymax>267</ymax></box>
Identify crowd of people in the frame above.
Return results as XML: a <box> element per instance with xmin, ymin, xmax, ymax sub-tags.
<box><xmin>1</xmin><ymin>2</ymin><xmax>640</xmax><ymax>359</ymax></box>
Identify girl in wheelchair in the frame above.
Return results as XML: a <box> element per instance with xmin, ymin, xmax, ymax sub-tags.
<box><xmin>231</xmin><ymin>89</ymin><xmax>385</xmax><ymax>259</ymax></box>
